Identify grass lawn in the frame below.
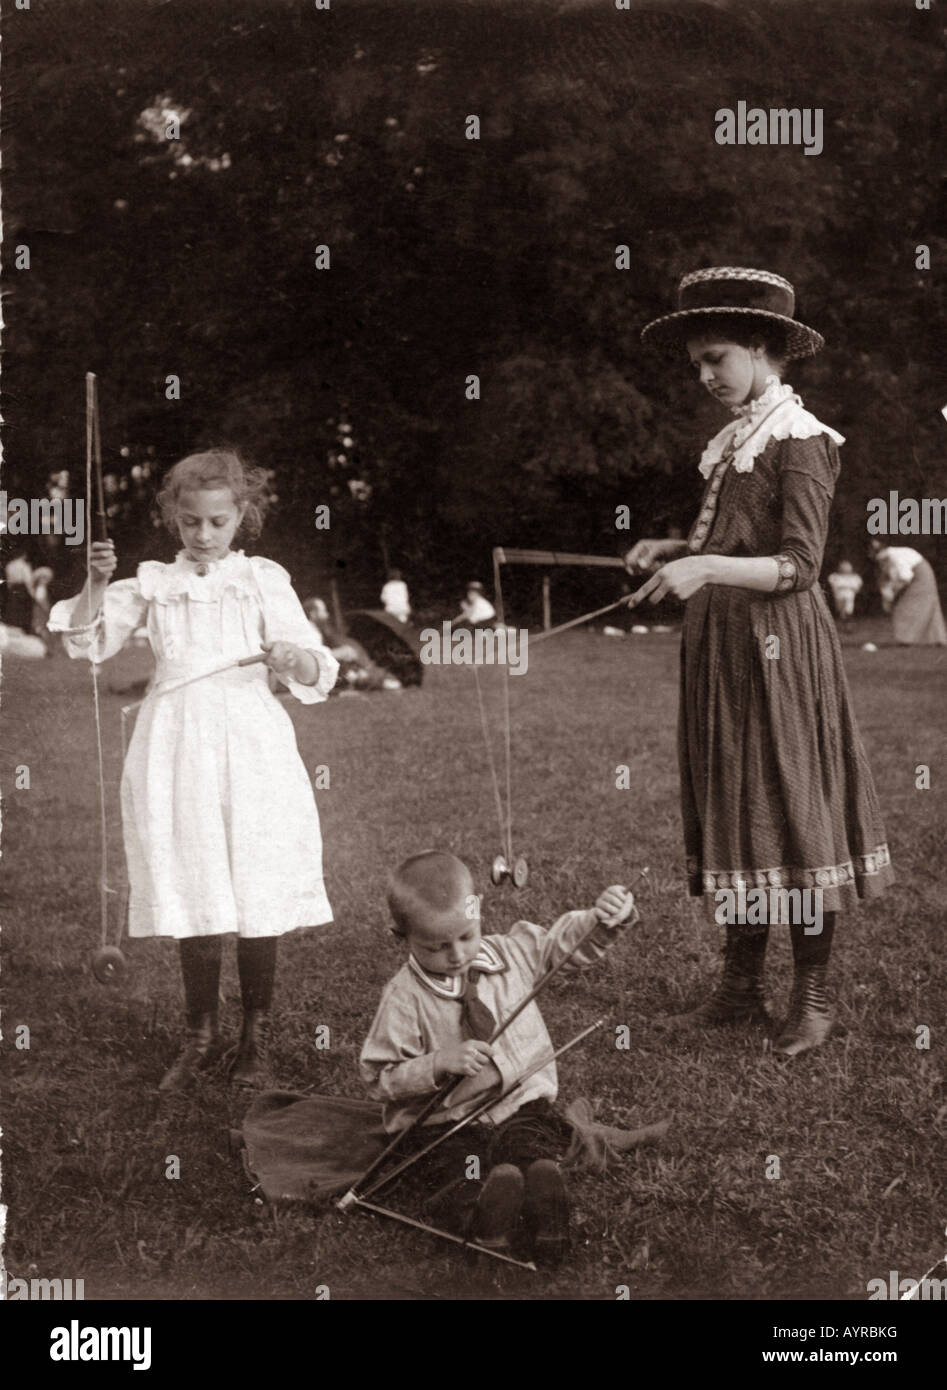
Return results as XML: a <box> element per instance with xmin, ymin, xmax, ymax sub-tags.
<box><xmin>2</xmin><ymin>618</ymin><xmax>945</xmax><ymax>1301</ymax></box>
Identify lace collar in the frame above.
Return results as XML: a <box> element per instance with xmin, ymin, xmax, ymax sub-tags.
<box><xmin>732</xmin><ymin>373</ymin><xmax>794</xmax><ymax>421</ymax></box>
<box><xmin>698</xmin><ymin>374</ymin><xmax>845</xmax><ymax>479</ymax></box>
<box><xmin>138</xmin><ymin>549</ymin><xmax>262</xmax><ymax>604</ymax></box>
<box><xmin>407</xmin><ymin>939</ymin><xmax>506</xmax><ymax>1000</ymax></box>
<box><xmin>174</xmin><ymin>548</ymin><xmax>242</xmax><ymax>576</ymax></box>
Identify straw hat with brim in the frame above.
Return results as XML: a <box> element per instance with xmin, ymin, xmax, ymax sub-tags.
<box><xmin>640</xmin><ymin>267</ymin><xmax>824</xmax><ymax>359</ymax></box>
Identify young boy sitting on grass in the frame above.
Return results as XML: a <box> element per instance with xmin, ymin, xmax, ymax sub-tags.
<box><xmin>359</xmin><ymin>850</ymin><xmax>637</xmax><ymax>1262</ymax></box>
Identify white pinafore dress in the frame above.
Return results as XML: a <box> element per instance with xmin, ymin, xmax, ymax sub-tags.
<box><xmin>50</xmin><ymin>550</ymin><xmax>339</xmax><ymax>939</ymax></box>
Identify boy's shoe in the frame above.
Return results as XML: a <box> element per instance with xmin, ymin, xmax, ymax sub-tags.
<box><xmin>471</xmin><ymin>1164</ymin><xmax>524</xmax><ymax>1253</ymax></box>
<box><xmin>523</xmin><ymin>1159</ymin><xmax>570</xmax><ymax>1265</ymax></box>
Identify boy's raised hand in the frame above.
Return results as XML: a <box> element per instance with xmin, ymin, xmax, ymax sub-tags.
<box><xmin>435</xmin><ymin>1039</ymin><xmax>494</xmax><ymax>1079</ymax></box>
<box><xmin>595</xmin><ymin>884</ymin><xmax>635</xmax><ymax>929</ymax></box>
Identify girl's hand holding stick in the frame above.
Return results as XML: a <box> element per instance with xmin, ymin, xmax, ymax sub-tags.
<box><xmin>79</xmin><ymin>539</ymin><xmax>118</xmax><ymax>621</ymax></box>
<box><xmin>262</xmin><ymin>641</ymin><xmax>320</xmax><ymax>686</ymax></box>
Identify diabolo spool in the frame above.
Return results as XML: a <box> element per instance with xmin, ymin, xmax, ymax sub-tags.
<box><xmin>91</xmin><ymin>944</ymin><xmax>128</xmax><ymax>985</ymax></box>
<box><xmin>490</xmin><ymin>853</ymin><xmax>529</xmax><ymax>888</ymax></box>
<box><xmin>490</xmin><ymin>854</ymin><xmax>509</xmax><ymax>885</ymax></box>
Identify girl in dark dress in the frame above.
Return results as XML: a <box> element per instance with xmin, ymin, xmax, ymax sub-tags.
<box><xmin>627</xmin><ymin>267</ymin><xmax>894</xmax><ymax>1057</ymax></box>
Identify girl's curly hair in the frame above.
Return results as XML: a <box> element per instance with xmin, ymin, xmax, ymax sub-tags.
<box><xmin>156</xmin><ymin>449</ymin><xmax>271</xmax><ymax>539</ymax></box>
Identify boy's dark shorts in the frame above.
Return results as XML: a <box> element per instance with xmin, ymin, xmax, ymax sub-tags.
<box><xmin>397</xmin><ymin>1099</ymin><xmax>573</xmax><ymax>1230</ymax></box>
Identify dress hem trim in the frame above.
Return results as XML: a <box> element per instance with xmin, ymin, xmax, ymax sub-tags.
<box><xmin>686</xmin><ymin>843</ymin><xmax>893</xmax><ymax>894</ymax></box>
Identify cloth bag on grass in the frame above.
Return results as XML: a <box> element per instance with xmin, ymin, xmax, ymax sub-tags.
<box><xmin>240</xmin><ymin>1090</ymin><xmax>669</xmax><ymax>1204</ymax></box>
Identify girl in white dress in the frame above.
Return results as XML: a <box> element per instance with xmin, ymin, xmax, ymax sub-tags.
<box><xmin>50</xmin><ymin>450</ymin><xmax>339</xmax><ymax>1091</ymax></box>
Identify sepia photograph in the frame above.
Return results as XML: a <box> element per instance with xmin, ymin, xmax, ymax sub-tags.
<box><xmin>1</xmin><ymin>0</ymin><xmax>945</xmax><ymax>1357</ymax></box>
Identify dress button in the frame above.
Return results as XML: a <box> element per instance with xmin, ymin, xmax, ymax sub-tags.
<box><xmin>196</xmin><ymin>564</ymin><xmax>208</xmax><ymax>577</ymax></box>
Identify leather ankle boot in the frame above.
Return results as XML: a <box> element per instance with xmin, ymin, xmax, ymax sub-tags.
<box><xmin>229</xmin><ymin>1009</ymin><xmax>270</xmax><ymax>1087</ymax></box>
<box><xmin>658</xmin><ymin>927</ymin><xmax>769</xmax><ymax>1031</ymax></box>
<box><xmin>158</xmin><ymin>1012</ymin><xmax>220</xmax><ymax>1092</ymax></box>
<box><xmin>774</xmin><ymin>959</ymin><xmax>832</xmax><ymax>1057</ymax></box>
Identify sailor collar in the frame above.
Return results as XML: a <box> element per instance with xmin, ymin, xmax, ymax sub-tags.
<box><xmin>408</xmin><ymin>939</ymin><xmax>506</xmax><ymax>999</ymax></box>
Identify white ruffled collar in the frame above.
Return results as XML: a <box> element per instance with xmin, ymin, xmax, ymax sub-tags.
<box><xmin>175</xmin><ymin>548</ymin><xmax>242</xmax><ymax>575</ymax></box>
<box><xmin>731</xmin><ymin>373</ymin><xmax>794</xmax><ymax>421</ymax></box>
<box><xmin>698</xmin><ymin>374</ymin><xmax>845</xmax><ymax>479</ymax></box>
<box><xmin>139</xmin><ymin>549</ymin><xmax>262</xmax><ymax>603</ymax></box>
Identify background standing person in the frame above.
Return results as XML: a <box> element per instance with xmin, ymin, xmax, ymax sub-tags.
<box><xmin>0</xmin><ymin>548</ymin><xmax>49</xmax><ymax>658</ymax></box>
<box><xmin>869</xmin><ymin>540</ymin><xmax>947</xmax><ymax>645</ymax></box>
<box><xmin>628</xmin><ymin>267</ymin><xmax>894</xmax><ymax>1057</ymax></box>
<box><xmin>29</xmin><ymin>565</ymin><xmax>55</xmax><ymax>654</ymax></box>
<box><xmin>826</xmin><ymin>559</ymin><xmax>863</xmax><ymax>623</ymax></box>
<box><xmin>3</xmin><ymin>548</ymin><xmax>37</xmax><ymax>633</ymax></box>
<box><xmin>380</xmin><ymin>569</ymin><xmax>411</xmax><ymax>624</ymax></box>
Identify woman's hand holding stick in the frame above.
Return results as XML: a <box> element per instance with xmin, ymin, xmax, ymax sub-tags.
<box><xmin>627</xmin><ymin>554</ymin><xmax>714</xmax><ymax>608</ymax></box>
<box><xmin>623</xmin><ymin>538</ymin><xmax>689</xmax><ymax>576</ymax></box>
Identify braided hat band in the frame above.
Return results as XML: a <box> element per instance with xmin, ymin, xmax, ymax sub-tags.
<box><xmin>641</xmin><ymin>266</ymin><xmax>824</xmax><ymax>359</ymax></box>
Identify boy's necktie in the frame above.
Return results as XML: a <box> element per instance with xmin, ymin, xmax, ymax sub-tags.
<box><xmin>462</xmin><ymin>969</ymin><xmax>497</xmax><ymax>1041</ymax></box>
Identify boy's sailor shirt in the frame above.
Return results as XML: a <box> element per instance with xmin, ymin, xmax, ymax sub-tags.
<box><xmin>359</xmin><ymin>907</ymin><xmax>636</xmax><ymax>1133</ymax></box>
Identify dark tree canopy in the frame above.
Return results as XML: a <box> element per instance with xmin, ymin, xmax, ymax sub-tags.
<box><xmin>5</xmin><ymin>0</ymin><xmax>946</xmax><ymax>617</ymax></box>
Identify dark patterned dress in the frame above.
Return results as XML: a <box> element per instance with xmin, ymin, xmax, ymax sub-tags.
<box><xmin>679</xmin><ymin>431</ymin><xmax>894</xmax><ymax>917</ymax></box>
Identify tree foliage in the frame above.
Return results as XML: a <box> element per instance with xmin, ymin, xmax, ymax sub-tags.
<box><xmin>5</xmin><ymin>0</ymin><xmax>946</xmax><ymax>613</ymax></box>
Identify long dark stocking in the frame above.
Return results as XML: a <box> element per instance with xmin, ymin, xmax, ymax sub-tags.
<box><xmin>179</xmin><ymin>936</ymin><xmax>223</xmax><ymax>1024</ymax></box>
<box><xmin>236</xmin><ymin>937</ymin><xmax>278</xmax><ymax>1012</ymax></box>
<box><xmin>789</xmin><ymin>911</ymin><xmax>836</xmax><ymax>967</ymax></box>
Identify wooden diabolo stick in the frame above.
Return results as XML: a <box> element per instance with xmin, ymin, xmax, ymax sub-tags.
<box><xmin>351</xmin><ymin>1198</ymin><xmax>538</xmax><ymax>1272</ymax></box>
<box><xmin>527</xmin><ymin>592</ymin><xmax>637</xmax><ymax>646</ymax></box>
<box><xmin>86</xmin><ymin>373</ymin><xmax>109</xmax><ymax>543</ymax></box>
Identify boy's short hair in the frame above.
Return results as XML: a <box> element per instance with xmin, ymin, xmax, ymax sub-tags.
<box><xmin>387</xmin><ymin>851</ymin><xmax>472</xmax><ymax>937</ymax></box>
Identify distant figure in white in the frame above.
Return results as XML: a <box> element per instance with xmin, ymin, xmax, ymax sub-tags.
<box><xmin>869</xmin><ymin>540</ymin><xmax>947</xmax><ymax>646</ymax></box>
<box><xmin>1</xmin><ymin>550</ymin><xmax>52</xmax><ymax>658</ymax></box>
<box><xmin>826</xmin><ymin>559</ymin><xmax>863</xmax><ymax>622</ymax></box>
<box><xmin>452</xmin><ymin>580</ymin><xmax>496</xmax><ymax>628</ymax></box>
<box><xmin>380</xmin><ymin>569</ymin><xmax>412</xmax><ymax>624</ymax></box>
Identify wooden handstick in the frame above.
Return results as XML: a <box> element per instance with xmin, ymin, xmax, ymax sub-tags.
<box><xmin>86</xmin><ymin>372</ymin><xmax>109</xmax><ymax>543</ymax></box>
<box><xmin>350</xmin><ymin>1198</ymin><xmax>538</xmax><ymax>1271</ymax></box>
